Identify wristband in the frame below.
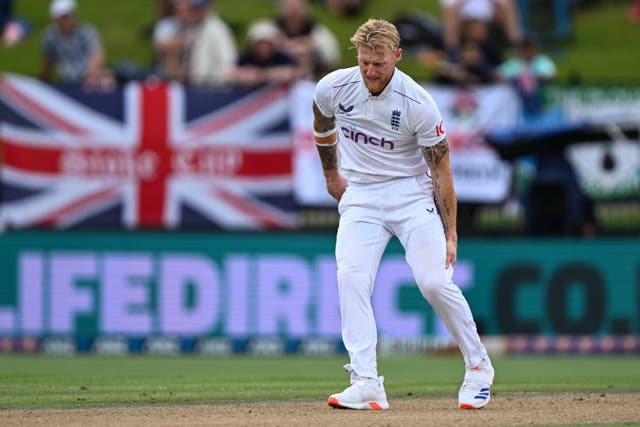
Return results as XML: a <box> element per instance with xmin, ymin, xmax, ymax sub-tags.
<box><xmin>314</xmin><ymin>127</ymin><xmax>338</xmax><ymax>146</ymax></box>
<box><xmin>313</xmin><ymin>128</ymin><xmax>337</xmax><ymax>138</ymax></box>
<box><xmin>315</xmin><ymin>139</ymin><xmax>338</xmax><ymax>146</ymax></box>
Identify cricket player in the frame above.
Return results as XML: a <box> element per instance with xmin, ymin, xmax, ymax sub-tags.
<box><xmin>312</xmin><ymin>18</ymin><xmax>494</xmax><ymax>410</ymax></box>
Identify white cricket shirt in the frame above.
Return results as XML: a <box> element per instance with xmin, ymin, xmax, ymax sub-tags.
<box><xmin>314</xmin><ymin>66</ymin><xmax>446</xmax><ymax>184</ymax></box>
<box><xmin>440</xmin><ymin>0</ymin><xmax>505</xmax><ymax>21</ymax></box>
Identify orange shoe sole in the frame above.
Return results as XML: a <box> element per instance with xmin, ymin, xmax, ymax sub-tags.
<box><xmin>328</xmin><ymin>396</ymin><xmax>386</xmax><ymax>410</ymax></box>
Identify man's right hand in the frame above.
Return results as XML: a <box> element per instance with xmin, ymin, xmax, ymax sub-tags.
<box><xmin>324</xmin><ymin>170</ymin><xmax>348</xmax><ymax>202</ymax></box>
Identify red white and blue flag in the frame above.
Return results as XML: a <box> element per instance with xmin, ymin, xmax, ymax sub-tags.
<box><xmin>0</xmin><ymin>74</ymin><xmax>297</xmax><ymax>230</ymax></box>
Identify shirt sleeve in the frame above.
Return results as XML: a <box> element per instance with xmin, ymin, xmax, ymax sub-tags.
<box><xmin>313</xmin><ymin>74</ymin><xmax>334</xmax><ymax>118</ymax></box>
<box><xmin>414</xmin><ymin>93</ymin><xmax>446</xmax><ymax>147</ymax></box>
<box><xmin>533</xmin><ymin>55</ymin><xmax>557</xmax><ymax>79</ymax></box>
<box><xmin>311</xmin><ymin>24</ymin><xmax>341</xmax><ymax>68</ymax></box>
<box><xmin>153</xmin><ymin>19</ymin><xmax>175</xmax><ymax>44</ymax></box>
<box><xmin>83</xmin><ymin>24</ymin><xmax>103</xmax><ymax>53</ymax></box>
<box><xmin>190</xmin><ymin>17</ymin><xmax>238</xmax><ymax>86</ymax></box>
<box><xmin>498</xmin><ymin>58</ymin><xmax>522</xmax><ymax>80</ymax></box>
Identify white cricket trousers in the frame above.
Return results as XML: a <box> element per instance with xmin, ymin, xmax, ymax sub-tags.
<box><xmin>336</xmin><ymin>174</ymin><xmax>488</xmax><ymax>379</ymax></box>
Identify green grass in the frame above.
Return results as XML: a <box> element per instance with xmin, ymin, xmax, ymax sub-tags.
<box><xmin>560</xmin><ymin>2</ymin><xmax>640</xmax><ymax>84</ymax></box>
<box><xmin>1</xmin><ymin>0</ymin><xmax>640</xmax><ymax>84</ymax></box>
<box><xmin>0</xmin><ymin>354</ymin><xmax>639</xmax><ymax>409</ymax></box>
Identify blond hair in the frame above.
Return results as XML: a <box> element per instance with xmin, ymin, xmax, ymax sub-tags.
<box><xmin>350</xmin><ymin>18</ymin><xmax>400</xmax><ymax>54</ymax></box>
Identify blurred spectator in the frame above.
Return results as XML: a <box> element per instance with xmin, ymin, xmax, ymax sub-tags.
<box><xmin>152</xmin><ymin>0</ymin><xmax>193</xmax><ymax>81</ymax></box>
<box><xmin>415</xmin><ymin>13</ymin><xmax>502</xmax><ymax>79</ymax></box>
<box><xmin>40</xmin><ymin>0</ymin><xmax>115</xmax><ymax>90</ymax></box>
<box><xmin>1</xmin><ymin>0</ymin><xmax>30</xmax><ymax>46</ymax></box>
<box><xmin>459</xmin><ymin>18</ymin><xmax>503</xmax><ymax>66</ymax></box>
<box><xmin>522</xmin><ymin>150</ymin><xmax>595</xmax><ymax>237</ymax></box>
<box><xmin>395</xmin><ymin>10</ymin><xmax>445</xmax><ymax>53</ymax></box>
<box><xmin>187</xmin><ymin>0</ymin><xmax>238</xmax><ymax>87</ymax></box>
<box><xmin>435</xmin><ymin>39</ymin><xmax>498</xmax><ymax>86</ymax></box>
<box><xmin>227</xmin><ymin>19</ymin><xmax>300</xmax><ymax>88</ymax></box>
<box><xmin>498</xmin><ymin>35</ymin><xmax>556</xmax><ymax>119</ymax></box>
<box><xmin>440</xmin><ymin>0</ymin><xmax>522</xmax><ymax>56</ymax></box>
<box><xmin>496</xmin><ymin>37</ymin><xmax>590</xmax><ymax>237</ymax></box>
<box><xmin>156</xmin><ymin>0</ymin><xmax>175</xmax><ymax>20</ymax></box>
<box><xmin>141</xmin><ymin>0</ymin><xmax>174</xmax><ymax>44</ymax></box>
<box><xmin>275</xmin><ymin>0</ymin><xmax>341</xmax><ymax>79</ymax></box>
<box><xmin>318</xmin><ymin>0</ymin><xmax>365</xmax><ymax>16</ymax></box>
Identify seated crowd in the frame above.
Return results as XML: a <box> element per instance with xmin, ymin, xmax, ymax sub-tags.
<box><xmin>31</xmin><ymin>0</ymin><xmax>556</xmax><ymax>101</ymax></box>
<box><xmin>5</xmin><ymin>0</ymin><xmax>603</xmax><ymax>237</ymax></box>
<box><xmin>35</xmin><ymin>0</ymin><xmax>345</xmax><ymax>90</ymax></box>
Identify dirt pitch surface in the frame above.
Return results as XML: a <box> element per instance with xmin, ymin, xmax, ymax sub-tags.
<box><xmin>3</xmin><ymin>393</ymin><xmax>640</xmax><ymax>426</ymax></box>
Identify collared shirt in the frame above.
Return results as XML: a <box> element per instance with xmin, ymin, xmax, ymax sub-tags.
<box><xmin>440</xmin><ymin>0</ymin><xmax>506</xmax><ymax>21</ymax></box>
<box><xmin>189</xmin><ymin>13</ymin><xmax>238</xmax><ymax>87</ymax></box>
<box><xmin>314</xmin><ymin>66</ymin><xmax>446</xmax><ymax>184</ymax></box>
<box><xmin>42</xmin><ymin>22</ymin><xmax>102</xmax><ymax>83</ymax></box>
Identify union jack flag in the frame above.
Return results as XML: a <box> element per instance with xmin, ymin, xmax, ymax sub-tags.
<box><xmin>0</xmin><ymin>74</ymin><xmax>298</xmax><ymax>230</ymax></box>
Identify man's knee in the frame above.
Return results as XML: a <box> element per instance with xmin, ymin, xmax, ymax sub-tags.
<box><xmin>417</xmin><ymin>275</ymin><xmax>448</xmax><ymax>301</ymax></box>
<box><xmin>337</xmin><ymin>263</ymin><xmax>374</xmax><ymax>292</ymax></box>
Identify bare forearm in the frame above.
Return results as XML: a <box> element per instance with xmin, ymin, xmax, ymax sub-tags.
<box><xmin>316</xmin><ymin>143</ymin><xmax>338</xmax><ymax>171</ymax></box>
<box><xmin>86</xmin><ymin>51</ymin><xmax>105</xmax><ymax>77</ymax></box>
<box><xmin>421</xmin><ymin>139</ymin><xmax>457</xmax><ymax>241</ymax></box>
<box><xmin>40</xmin><ymin>58</ymin><xmax>54</xmax><ymax>81</ymax></box>
<box><xmin>313</xmin><ymin>100</ymin><xmax>346</xmax><ymax>201</ymax></box>
<box><xmin>313</xmin><ymin>101</ymin><xmax>338</xmax><ymax>171</ymax></box>
<box><xmin>497</xmin><ymin>0</ymin><xmax>522</xmax><ymax>44</ymax></box>
<box><xmin>264</xmin><ymin>66</ymin><xmax>298</xmax><ymax>85</ymax></box>
<box><xmin>432</xmin><ymin>167</ymin><xmax>457</xmax><ymax>241</ymax></box>
<box><xmin>442</xmin><ymin>6</ymin><xmax>460</xmax><ymax>49</ymax></box>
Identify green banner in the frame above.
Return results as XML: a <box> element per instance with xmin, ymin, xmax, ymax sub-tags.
<box><xmin>0</xmin><ymin>231</ymin><xmax>638</xmax><ymax>338</ymax></box>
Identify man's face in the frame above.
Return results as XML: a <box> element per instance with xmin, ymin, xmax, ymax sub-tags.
<box><xmin>190</xmin><ymin>4</ymin><xmax>207</xmax><ymax>23</ymax></box>
<box><xmin>175</xmin><ymin>0</ymin><xmax>193</xmax><ymax>24</ymax></box>
<box><xmin>56</xmin><ymin>13</ymin><xmax>76</xmax><ymax>35</ymax></box>
<box><xmin>254</xmin><ymin>39</ymin><xmax>277</xmax><ymax>60</ymax></box>
<box><xmin>356</xmin><ymin>46</ymin><xmax>401</xmax><ymax>95</ymax></box>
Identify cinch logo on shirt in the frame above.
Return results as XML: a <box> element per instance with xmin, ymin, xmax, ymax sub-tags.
<box><xmin>341</xmin><ymin>127</ymin><xmax>395</xmax><ymax>150</ymax></box>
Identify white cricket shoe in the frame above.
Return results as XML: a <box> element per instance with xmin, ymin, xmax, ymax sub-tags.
<box><xmin>458</xmin><ymin>358</ymin><xmax>494</xmax><ymax>410</ymax></box>
<box><xmin>327</xmin><ymin>376</ymin><xmax>389</xmax><ymax>410</ymax></box>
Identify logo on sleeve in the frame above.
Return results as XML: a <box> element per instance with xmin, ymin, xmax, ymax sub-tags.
<box><xmin>391</xmin><ymin>109</ymin><xmax>401</xmax><ymax>130</ymax></box>
<box><xmin>338</xmin><ymin>103</ymin><xmax>354</xmax><ymax>116</ymax></box>
<box><xmin>435</xmin><ymin>120</ymin><xmax>446</xmax><ymax>137</ymax></box>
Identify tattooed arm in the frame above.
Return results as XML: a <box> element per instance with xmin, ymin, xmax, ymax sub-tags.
<box><xmin>313</xmin><ymin>101</ymin><xmax>347</xmax><ymax>202</ymax></box>
<box><xmin>421</xmin><ymin>138</ymin><xmax>458</xmax><ymax>268</ymax></box>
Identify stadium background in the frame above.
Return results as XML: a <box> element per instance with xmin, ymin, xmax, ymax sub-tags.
<box><xmin>0</xmin><ymin>0</ymin><xmax>639</xmax><ymax>421</ymax></box>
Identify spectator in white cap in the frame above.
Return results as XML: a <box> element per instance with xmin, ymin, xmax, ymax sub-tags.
<box><xmin>40</xmin><ymin>0</ymin><xmax>114</xmax><ymax>90</ymax></box>
<box><xmin>227</xmin><ymin>19</ymin><xmax>300</xmax><ymax>87</ymax></box>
